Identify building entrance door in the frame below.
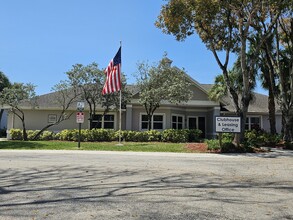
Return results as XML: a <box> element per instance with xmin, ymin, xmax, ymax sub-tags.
<box><xmin>188</xmin><ymin>117</ymin><xmax>205</xmax><ymax>138</ymax></box>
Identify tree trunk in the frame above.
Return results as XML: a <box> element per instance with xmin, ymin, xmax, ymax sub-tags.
<box><xmin>282</xmin><ymin>108</ymin><xmax>293</xmax><ymax>142</ymax></box>
<box><xmin>268</xmin><ymin>88</ymin><xmax>277</xmax><ymax>134</ymax></box>
<box><xmin>22</xmin><ymin>120</ymin><xmax>28</xmax><ymax>141</ymax></box>
<box><xmin>233</xmin><ymin>109</ymin><xmax>247</xmax><ymax>146</ymax></box>
<box><xmin>32</xmin><ymin>124</ymin><xmax>53</xmax><ymax>140</ymax></box>
<box><xmin>147</xmin><ymin>114</ymin><xmax>152</xmax><ymax>131</ymax></box>
<box><xmin>0</xmin><ymin>109</ymin><xmax>3</xmax><ymax>126</ymax></box>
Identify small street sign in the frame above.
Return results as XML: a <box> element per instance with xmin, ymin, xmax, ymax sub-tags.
<box><xmin>76</xmin><ymin>112</ymin><xmax>84</xmax><ymax>124</ymax></box>
<box><xmin>77</xmin><ymin>101</ymin><xmax>85</xmax><ymax>111</ymax></box>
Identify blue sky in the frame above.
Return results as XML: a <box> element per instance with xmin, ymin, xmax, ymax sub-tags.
<box><xmin>0</xmin><ymin>0</ymin><xmax>265</xmax><ymax>95</ymax></box>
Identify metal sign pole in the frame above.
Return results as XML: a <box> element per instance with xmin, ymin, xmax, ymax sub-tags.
<box><xmin>76</xmin><ymin>101</ymin><xmax>85</xmax><ymax>149</ymax></box>
<box><xmin>78</xmin><ymin>123</ymin><xmax>81</xmax><ymax>149</ymax></box>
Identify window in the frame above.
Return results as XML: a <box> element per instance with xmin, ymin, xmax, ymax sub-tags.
<box><xmin>140</xmin><ymin>114</ymin><xmax>164</xmax><ymax>130</ymax></box>
<box><xmin>153</xmin><ymin>115</ymin><xmax>163</xmax><ymax>129</ymax></box>
<box><xmin>141</xmin><ymin>115</ymin><xmax>149</xmax><ymax>130</ymax></box>
<box><xmin>103</xmin><ymin>115</ymin><xmax>114</xmax><ymax>129</ymax></box>
<box><xmin>172</xmin><ymin>115</ymin><xmax>184</xmax><ymax>129</ymax></box>
<box><xmin>245</xmin><ymin>116</ymin><xmax>261</xmax><ymax>130</ymax></box>
<box><xmin>91</xmin><ymin>114</ymin><xmax>115</xmax><ymax>129</ymax></box>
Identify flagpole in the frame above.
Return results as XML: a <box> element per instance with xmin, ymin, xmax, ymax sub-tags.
<box><xmin>119</xmin><ymin>89</ymin><xmax>122</xmax><ymax>145</ymax></box>
<box><xmin>118</xmin><ymin>41</ymin><xmax>123</xmax><ymax>146</ymax></box>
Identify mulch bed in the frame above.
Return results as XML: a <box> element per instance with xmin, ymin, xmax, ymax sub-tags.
<box><xmin>185</xmin><ymin>142</ymin><xmax>219</xmax><ymax>153</ymax></box>
<box><xmin>185</xmin><ymin>143</ymin><xmax>280</xmax><ymax>153</ymax></box>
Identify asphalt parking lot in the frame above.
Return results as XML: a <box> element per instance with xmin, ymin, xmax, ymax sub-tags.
<box><xmin>0</xmin><ymin>149</ymin><xmax>292</xmax><ymax>220</ymax></box>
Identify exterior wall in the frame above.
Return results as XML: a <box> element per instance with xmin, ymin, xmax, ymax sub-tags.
<box><xmin>130</xmin><ymin>104</ymin><xmax>216</xmax><ymax>138</ymax></box>
<box><xmin>7</xmin><ymin>110</ymin><xmax>87</xmax><ymax>133</ymax></box>
<box><xmin>220</xmin><ymin>112</ymin><xmax>283</xmax><ymax>134</ymax></box>
<box><xmin>7</xmin><ymin>109</ymin><xmax>124</xmax><ymax>136</ymax></box>
<box><xmin>262</xmin><ymin>114</ymin><xmax>282</xmax><ymax>134</ymax></box>
<box><xmin>189</xmin><ymin>84</ymin><xmax>210</xmax><ymax>101</ymax></box>
<box><xmin>206</xmin><ymin>107</ymin><xmax>220</xmax><ymax>138</ymax></box>
<box><xmin>5</xmin><ymin>107</ymin><xmax>284</xmax><ymax>140</ymax></box>
<box><xmin>131</xmin><ymin>105</ymin><xmax>171</xmax><ymax>131</ymax></box>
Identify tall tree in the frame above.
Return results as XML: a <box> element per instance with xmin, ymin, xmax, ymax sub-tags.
<box><xmin>258</xmin><ymin>7</ymin><xmax>293</xmax><ymax>141</ymax></box>
<box><xmin>66</xmin><ymin>63</ymin><xmax>130</xmax><ymax>129</ymax></box>
<box><xmin>156</xmin><ymin>0</ymin><xmax>284</xmax><ymax>144</ymax></box>
<box><xmin>136</xmin><ymin>56</ymin><xmax>192</xmax><ymax>130</ymax></box>
<box><xmin>0</xmin><ymin>83</ymin><xmax>37</xmax><ymax>141</ymax></box>
<box><xmin>0</xmin><ymin>71</ymin><xmax>11</xmax><ymax>126</ymax></box>
<box><xmin>258</xmin><ymin>35</ymin><xmax>279</xmax><ymax>135</ymax></box>
<box><xmin>276</xmin><ymin>14</ymin><xmax>293</xmax><ymax>141</ymax></box>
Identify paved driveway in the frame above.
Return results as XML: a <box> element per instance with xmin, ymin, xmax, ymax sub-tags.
<box><xmin>0</xmin><ymin>150</ymin><xmax>292</xmax><ymax>220</ymax></box>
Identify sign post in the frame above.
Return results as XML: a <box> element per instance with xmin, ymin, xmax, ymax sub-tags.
<box><xmin>76</xmin><ymin>102</ymin><xmax>85</xmax><ymax>149</ymax></box>
<box><xmin>215</xmin><ymin>116</ymin><xmax>241</xmax><ymax>147</ymax></box>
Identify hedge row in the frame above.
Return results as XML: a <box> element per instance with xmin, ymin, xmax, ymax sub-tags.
<box><xmin>9</xmin><ymin>128</ymin><xmax>203</xmax><ymax>143</ymax></box>
<box><xmin>205</xmin><ymin>130</ymin><xmax>283</xmax><ymax>153</ymax></box>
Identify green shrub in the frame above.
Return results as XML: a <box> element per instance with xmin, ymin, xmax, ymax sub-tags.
<box><xmin>145</xmin><ymin>130</ymin><xmax>161</xmax><ymax>142</ymax></box>
<box><xmin>119</xmin><ymin>130</ymin><xmax>136</xmax><ymax>141</ymax></box>
<box><xmin>58</xmin><ymin>129</ymin><xmax>74</xmax><ymax>141</ymax></box>
<box><xmin>205</xmin><ymin>139</ymin><xmax>220</xmax><ymax>151</ymax></box>
<box><xmin>118</xmin><ymin>130</ymin><xmax>155</xmax><ymax>142</ymax></box>
<box><xmin>220</xmin><ymin>133</ymin><xmax>234</xmax><ymax>142</ymax></box>
<box><xmin>244</xmin><ymin>129</ymin><xmax>281</xmax><ymax>147</ymax></box>
<box><xmin>8</xmin><ymin>128</ymin><xmax>205</xmax><ymax>143</ymax></box>
<box><xmin>27</xmin><ymin>130</ymin><xmax>40</xmax><ymax>140</ymax></box>
<box><xmin>85</xmin><ymin>129</ymin><xmax>115</xmax><ymax>142</ymax></box>
<box><xmin>134</xmin><ymin>131</ymin><xmax>149</xmax><ymax>142</ymax></box>
<box><xmin>40</xmin><ymin>131</ymin><xmax>55</xmax><ymax>141</ymax></box>
<box><xmin>9</xmin><ymin>129</ymin><xmax>23</xmax><ymax>140</ymax></box>
<box><xmin>188</xmin><ymin>129</ymin><xmax>203</xmax><ymax>142</ymax></box>
<box><xmin>161</xmin><ymin>129</ymin><xmax>189</xmax><ymax>143</ymax></box>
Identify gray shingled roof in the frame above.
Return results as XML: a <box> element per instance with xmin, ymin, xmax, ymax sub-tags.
<box><xmin>18</xmin><ymin>90</ymin><xmax>78</xmax><ymax>110</ymax></box>
<box><xmin>18</xmin><ymin>85</ymin><xmax>140</xmax><ymax>110</ymax></box>
<box><xmin>200</xmin><ymin>84</ymin><xmax>281</xmax><ymax>113</ymax></box>
<box><xmin>13</xmin><ymin>80</ymin><xmax>279</xmax><ymax>114</ymax></box>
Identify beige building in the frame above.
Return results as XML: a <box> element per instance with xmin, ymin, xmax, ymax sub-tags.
<box><xmin>4</xmin><ymin>74</ymin><xmax>282</xmax><ymax>139</ymax></box>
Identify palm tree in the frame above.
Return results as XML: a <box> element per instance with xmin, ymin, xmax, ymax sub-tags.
<box><xmin>258</xmin><ymin>36</ymin><xmax>279</xmax><ymax>135</ymax></box>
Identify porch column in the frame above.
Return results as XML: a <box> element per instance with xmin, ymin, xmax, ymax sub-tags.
<box><xmin>212</xmin><ymin>107</ymin><xmax>220</xmax><ymax>138</ymax></box>
<box><xmin>207</xmin><ymin>107</ymin><xmax>220</xmax><ymax>139</ymax></box>
<box><xmin>125</xmin><ymin>104</ymin><xmax>132</xmax><ymax>130</ymax></box>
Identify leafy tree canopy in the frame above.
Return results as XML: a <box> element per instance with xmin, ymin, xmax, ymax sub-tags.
<box><xmin>0</xmin><ymin>71</ymin><xmax>11</xmax><ymax>92</ymax></box>
<box><xmin>136</xmin><ymin>54</ymin><xmax>192</xmax><ymax>130</ymax></box>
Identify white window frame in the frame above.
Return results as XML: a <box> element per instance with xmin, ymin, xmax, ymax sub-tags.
<box><xmin>245</xmin><ymin>116</ymin><xmax>262</xmax><ymax>130</ymax></box>
<box><xmin>139</xmin><ymin>113</ymin><xmax>165</xmax><ymax>131</ymax></box>
<box><xmin>171</xmin><ymin>114</ymin><xmax>185</xmax><ymax>129</ymax></box>
<box><xmin>92</xmin><ymin>113</ymin><xmax>116</xmax><ymax>129</ymax></box>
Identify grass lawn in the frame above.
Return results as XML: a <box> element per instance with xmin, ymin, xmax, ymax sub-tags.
<box><xmin>0</xmin><ymin>141</ymin><xmax>207</xmax><ymax>153</ymax></box>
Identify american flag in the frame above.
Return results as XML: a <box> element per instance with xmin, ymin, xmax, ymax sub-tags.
<box><xmin>102</xmin><ymin>47</ymin><xmax>121</xmax><ymax>95</ymax></box>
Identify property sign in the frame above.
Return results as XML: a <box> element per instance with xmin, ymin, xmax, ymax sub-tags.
<box><xmin>215</xmin><ymin>116</ymin><xmax>241</xmax><ymax>133</ymax></box>
<box><xmin>76</xmin><ymin>112</ymin><xmax>84</xmax><ymax>123</ymax></box>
